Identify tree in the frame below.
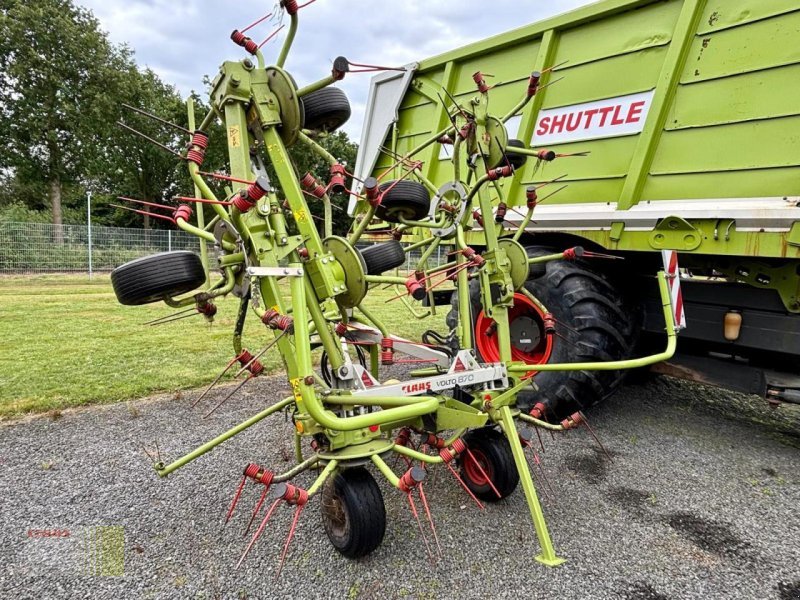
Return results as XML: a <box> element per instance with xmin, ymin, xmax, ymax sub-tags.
<box><xmin>0</xmin><ymin>0</ymin><xmax>123</xmax><ymax>240</ymax></box>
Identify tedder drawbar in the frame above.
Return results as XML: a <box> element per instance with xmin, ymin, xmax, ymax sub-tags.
<box><xmin>110</xmin><ymin>0</ymin><xmax>683</xmax><ymax>573</ymax></box>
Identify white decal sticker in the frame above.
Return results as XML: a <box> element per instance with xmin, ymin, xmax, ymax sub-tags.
<box><xmin>533</xmin><ymin>90</ymin><xmax>655</xmax><ymax>145</ymax></box>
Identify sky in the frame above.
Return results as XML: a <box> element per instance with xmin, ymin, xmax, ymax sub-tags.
<box><xmin>76</xmin><ymin>0</ymin><xmax>594</xmax><ymax>140</ymax></box>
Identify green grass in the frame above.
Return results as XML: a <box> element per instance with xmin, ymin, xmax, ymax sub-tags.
<box><xmin>0</xmin><ymin>274</ymin><xmax>447</xmax><ymax>417</ymax></box>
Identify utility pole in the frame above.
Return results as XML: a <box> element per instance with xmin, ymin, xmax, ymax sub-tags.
<box><xmin>87</xmin><ymin>191</ymin><xmax>93</xmax><ymax>280</ymax></box>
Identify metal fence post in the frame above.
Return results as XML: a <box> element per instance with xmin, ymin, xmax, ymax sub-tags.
<box><xmin>87</xmin><ymin>192</ymin><xmax>93</xmax><ymax>279</ymax></box>
<box><xmin>168</xmin><ymin>230</ymin><xmax>172</xmax><ymax>252</ymax></box>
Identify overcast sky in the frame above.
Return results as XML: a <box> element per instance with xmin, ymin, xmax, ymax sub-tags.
<box><xmin>76</xmin><ymin>0</ymin><xmax>594</xmax><ymax>139</ymax></box>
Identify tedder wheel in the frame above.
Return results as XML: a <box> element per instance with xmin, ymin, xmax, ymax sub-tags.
<box><xmin>445</xmin><ymin>245</ymin><xmax>638</xmax><ymax>420</ymax></box>
<box><xmin>375</xmin><ymin>180</ymin><xmax>431</xmax><ymax>223</ymax></box>
<box><xmin>359</xmin><ymin>240</ymin><xmax>406</xmax><ymax>275</ymax></box>
<box><xmin>301</xmin><ymin>87</ymin><xmax>351</xmax><ymax>133</ymax></box>
<box><xmin>321</xmin><ymin>467</ymin><xmax>386</xmax><ymax>558</ymax></box>
<box><xmin>111</xmin><ymin>251</ymin><xmax>206</xmax><ymax>306</ymax></box>
<box><xmin>460</xmin><ymin>427</ymin><xmax>519</xmax><ymax>501</ymax></box>
<box><xmin>494</xmin><ymin>138</ymin><xmax>527</xmax><ymax>171</ymax></box>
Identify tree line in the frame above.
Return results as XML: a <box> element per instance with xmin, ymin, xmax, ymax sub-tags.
<box><xmin>0</xmin><ymin>0</ymin><xmax>357</xmax><ymax>235</ymax></box>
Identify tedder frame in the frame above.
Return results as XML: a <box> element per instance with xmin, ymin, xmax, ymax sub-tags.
<box><xmin>110</xmin><ymin>0</ymin><xmax>683</xmax><ymax>572</ymax></box>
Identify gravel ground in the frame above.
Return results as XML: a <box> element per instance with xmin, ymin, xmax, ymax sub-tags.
<box><xmin>0</xmin><ymin>374</ymin><xmax>798</xmax><ymax>600</ymax></box>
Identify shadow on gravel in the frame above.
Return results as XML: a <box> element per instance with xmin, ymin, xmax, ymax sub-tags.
<box><xmin>667</xmin><ymin>512</ymin><xmax>753</xmax><ymax>560</ymax></box>
<box><xmin>564</xmin><ymin>446</ymin><xmax>617</xmax><ymax>484</ymax></box>
<box><xmin>621</xmin><ymin>581</ymin><xmax>672</xmax><ymax>600</ymax></box>
<box><xmin>777</xmin><ymin>580</ymin><xmax>800</xmax><ymax>600</ymax></box>
<box><xmin>606</xmin><ymin>487</ymin><xmax>658</xmax><ymax>521</ymax></box>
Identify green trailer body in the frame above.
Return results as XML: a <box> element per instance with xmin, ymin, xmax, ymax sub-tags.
<box><xmin>352</xmin><ymin>0</ymin><xmax>800</xmax><ymax>402</ymax></box>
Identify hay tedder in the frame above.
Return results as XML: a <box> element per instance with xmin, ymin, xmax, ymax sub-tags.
<box><xmin>110</xmin><ymin>0</ymin><xmax>683</xmax><ymax>572</ymax></box>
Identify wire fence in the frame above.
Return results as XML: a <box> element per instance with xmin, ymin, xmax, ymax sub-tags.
<box><xmin>0</xmin><ymin>222</ymin><xmax>201</xmax><ymax>275</ymax></box>
<box><xmin>0</xmin><ymin>222</ymin><xmax>449</xmax><ymax>276</ymax></box>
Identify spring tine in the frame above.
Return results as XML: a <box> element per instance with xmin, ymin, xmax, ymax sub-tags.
<box><xmin>583</xmin><ymin>251</ymin><xmax>624</xmax><ymax>260</ymax></box>
<box><xmin>117</xmin><ymin>196</ymin><xmax>175</xmax><ymax>211</ymax></box>
<box><xmin>275</xmin><ymin>505</ymin><xmax>305</xmax><ymax>579</ymax></box>
<box><xmin>258</xmin><ymin>23</ymin><xmax>285</xmax><ymax>49</ymax></box>
<box><xmin>109</xmin><ymin>204</ymin><xmax>175</xmax><ymax>224</ymax></box>
<box><xmin>465</xmin><ymin>449</ymin><xmax>502</xmax><ymax>499</ymax></box>
<box><xmin>116</xmin><ymin>121</ymin><xmax>183</xmax><ymax>157</ymax></box>
<box><xmin>580</xmin><ymin>411</ymin><xmax>613</xmax><ymax>462</ymax></box>
<box><xmin>534</xmin><ymin>427</ymin><xmax>546</xmax><ymax>453</ymax></box>
<box><xmin>524</xmin><ymin>451</ymin><xmax>553</xmax><ymax>502</ymax></box>
<box><xmin>155</xmin><ymin>440</ymin><xmax>162</xmax><ymax>465</ymax></box>
<box><xmin>203</xmin><ymin>375</ymin><xmax>253</xmax><ymax>419</ymax></box>
<box><xmin>534</xmin><ymin>174</ymin><xmax>569</xmax><ymax>190</ymax></box>
<box><xmin>407</xmin><ymin>492</ymin><xmax>435</xmax><ymax>562</ymax></box>
<box><xmin>198</xmin><ymin>171</ymin><xmax>255</xmax><ymax>185</ymax></box>
<box><xmin>442</xmin><ymin>87</ymin><xmax>470</xmax><ymax>121</ymax></box>
<box><xmin>191</xmin><ymin>355</ymin><xmax>242</xmax><ymax>408</ymax></box>
<box><xmin>143</xmin><ymin>306</ymin><xmax>196</xmax><ymax>326</ymax></box>
<box><xmin>417</xmin><ymin>484</ymin><xmax>442</xmax><ymax>557</ymax></box>
<box><xmin>444</xmin><ymin>462</ymin><xmax>484</xmax><ymax>510</ymax></box>
<box><xmin>243</xmin><ymin>486</ymin><xmax>269</xmax><ymax>536</ymax></box>
<box><xmin>534</xmin><ymin>76</ymin><xmax>565</xmax><ymax>93</ymax></box>
<box><xmin>240</xmin><ymin>11</ymin><xmax>273</xmax><ymax>33</ymax></box>
<box><xmin>537</xmin><ymin>185</ymin><xmax>568</xmax><ymax>204</ymax></box>
<box><xmin>236</xmin><ymin>498</ymin><xmax>283</xmax><ymax>569</ymax></box>
<box><xmin>173</xmin><ymin>196</ymin><xmax>235</xmax><ymax>206</ymax></box>
<box><xmin>121</xmin><ymin>103</ymin><xmax>192</xmax><ymax>134</ymax></box>
<box><xmin>146</xmin><ymin>311</ymin><xmax>202</xmax><ymax>327</ymax></box>
<box><xmin>531</xmin><ymin>449</ymin><xmax>556</xmax><ymax>497</ymax></box>
<box><xmin>224</xmin><ymin>475</ymin><xmax>249</xmax><ymax>525</ymax></box>
<box><xmin>234</xmin><ymin>331</ymin><xmax>286</xmax><ymax>378</ymax></box>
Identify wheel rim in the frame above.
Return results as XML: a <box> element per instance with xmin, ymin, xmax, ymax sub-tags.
<box><xmin>322</xmin><ymin>485</ymin><xmax>350</xmax><ymax>541</ymax></box>
<box><xmin>463</xmin><ymin>449</ymin><xmax>493</xmax><ymax>486</ymax></box>
<box><xmin>474</xmin><ymin>292</ymin><xmax>553</xmax><ymax>377</ymax></box>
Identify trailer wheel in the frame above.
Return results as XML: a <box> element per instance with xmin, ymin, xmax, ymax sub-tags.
<box><xmin>111</xmin><ymin>251</ymin><xmax>206</xmax><ymax>306</ymax></box>
<box><xmin>460</xmin><ymin>427</ymin><xmax>519</xmax><ymax>501</ymax></box>
<box><xmin>359</xmin><ymin>240</ymin><xmax>406</xmax><ymax>275</ymax></box>
<box><xmin>375</xmin><ymin>180</ymin><xmax>431</xmax><ymax>223</ymax></box>
<box><xmin>301</xmin><ymin>87</ymin><xmax>351</xmax><ymax>133</ymax></box>
<box><xmin>446</xmin><ymin>246</ymin><xmax>637</xmax><ymax>420</ymax></box>
<box><xmin>321</xmin><ymin>467</ymin><xmax>386</xmax><ymax>558</ymax></box>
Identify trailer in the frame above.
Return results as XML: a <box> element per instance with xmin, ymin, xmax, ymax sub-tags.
<box><xmin>350</xmin><ymin>0</ymin><xmax>800</xmax><ymax>413</ymax></box>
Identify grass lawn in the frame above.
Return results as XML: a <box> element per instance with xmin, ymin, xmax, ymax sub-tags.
<box><xmin>0</xmin><ymin>274</ymin><xmax>448</xmax><ymax>417</ymax></box>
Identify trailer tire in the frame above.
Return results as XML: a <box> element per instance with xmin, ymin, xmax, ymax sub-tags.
<box><xmin>359</xmin><ymin>240</ymin><xmax>406</xmax><ymax>275</ymax></box>
<box><xmin>322</xmin><ymin>467</ymin><xmax>386</xmax><ymax>558</ymax></box>
<box><xmin>111</xmin><ymin>251</ymin><xmax>206</xmax><ymax>306</ymax></box>
<box><xmin>375</xmin><ymin>180</ymin><xmax>431</xmax><ymax>223</ymax></box>
<box><xmin>446</xmin><ymin>246</ymin><xmax>637</xmax><ymax>420</ymax></box>
<box><xmin>301</xmin><ymin>87</ymin><xmax>351</xmax><ymax>133</ymax></box>
<box><xmin>460</xmin><ymin>427</ymin><xmax>519</xmax><ymax>501</ymax></box>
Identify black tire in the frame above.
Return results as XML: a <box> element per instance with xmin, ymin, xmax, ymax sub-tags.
<box><xmin>495</xmin><ymin>139</ymin><xmax>527</xmax><ymax>170</ymax></box>
<box><xmin>321</xmin><ymin>467</ymin><xmax>386</xmax><ymax>558</ymax></box>
<box><xmin>301</xmin><ymin>87</ymin><xmax>351</xmax><ymax>133</ymax></box>
<box><xmin>460</xmin><ymin>427</ymin><xmax>519</xmax><ymax>502</ymax></box>
<box><xmin>446</xmin><ymin>246</ymin><xmax>639</xmax><ymax>420</ymax></box>
<box><xmin>111</xmin><ymin>251</ymin><xmax>206</xmax><ymax>306</ymax></box>
<box><xmin>359</xmin><ymin>240</ymin><xmax>406</xmax><ymax>275</ymax></box>
<box><xmin>375</xmin><ymin>180</ymin><xmax>431</xmax><ymax>223</ymax></box>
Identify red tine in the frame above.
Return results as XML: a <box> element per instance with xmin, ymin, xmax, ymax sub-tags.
<box><xmin>240</xmin><ymin>12</ymin><xmax>273</xmax><ymax>34</ymax></box>
<box><xmin>444</xmin><ymin>462</ymin><xmax>484</xmax><ymax>510</ymax></box>
<box><xmin>258</xmin><ymin>24</ymin><xmax>285</xmax><ymax>49</ymax></box>
<box><xmin>224</xmin><ymin>475</ymin><xmax>248</xmax><ymax>525</ymax></box>
<box><xmin>580</xmin><ymin>411</ymin><xmax>613</xmax><ymax>462</ymax></box>
<box><xmin>243</xmin><ymin>487</ymin><xmax>269</xmax><ymax>536</ymax></box>
<box><xmin>198</xmin><ymin>171</ymin><xmax>255</xmax><ymax>185</ymax></box>
<box><xmin>275</xmin><ymin>505</ymin><xmax>305</xmax><ymax>579</ymax></box>
<box><xmin>464</xmin><ymin>449</ymin><xmax>502</xmax><ymax>499</ymax></box>
<box><xmin>117</xmin><ymin>196</ymin><xmax>174</xmax><ymax>211</ymax></box>
<box><xmin>109</xmin><ymin>205</ymin><xmax>175</xmax><ymax>224</ymax></box>
<box><xmin>173</xmin><ymin>196</ymin><xmax>235</xmax><ymax>206</ymax></box>
<box><xmin>407</xmin><ymin>493</ymin><xmax>435</xmax><ymax>562</ymax></box>
<box><xmin>236</xmin><ymin>498</ymin><xmax>283</xmax><ymax>569</ymax></box>
<box><xmin>417</xmin><ymin>484</ymin><xmax>442</xmax><ymax>557</ymax></box>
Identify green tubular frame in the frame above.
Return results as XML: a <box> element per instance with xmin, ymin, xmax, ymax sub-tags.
<box><xmin>137</xmin><ymin>4</ymin><xmax>689</xmax><ymax>570</ymax></box>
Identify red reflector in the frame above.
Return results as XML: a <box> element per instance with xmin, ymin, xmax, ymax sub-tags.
<box><xmin>369</xmin><ymin>425</ymin><xmax>379</xmax><ymax>432</ymax></box>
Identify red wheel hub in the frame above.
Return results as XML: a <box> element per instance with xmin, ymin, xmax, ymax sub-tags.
<box><xmin>463</xmin><ymin>449</ymin><xmax>493</xmax><ymax>486</ymax></box>
<box><xmin>474</xmin><ymin>292</ymin><xmax>553</xmax><ymax>378</ymax></box>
